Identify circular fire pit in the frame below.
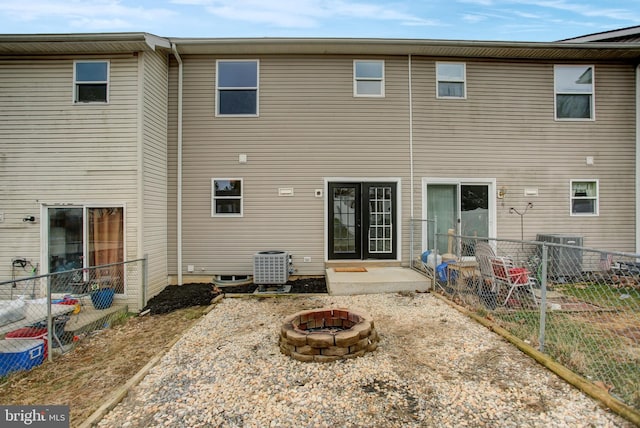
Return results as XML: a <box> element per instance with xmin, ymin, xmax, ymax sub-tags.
<box><xmin>279</xmin><ymin>307</ymin><xmax>379</xmax><ymax>362</ymax></box>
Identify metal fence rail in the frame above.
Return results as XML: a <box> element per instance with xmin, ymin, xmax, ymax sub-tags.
<box><xmin>0</xmin><ymin>258</ymin><xmax>146</xmax><ymax>379</ymax></box>
<box><xmin>411</xmin><ymin>229</ymin><xmax>640</xmax><ymax>411</ymax></box>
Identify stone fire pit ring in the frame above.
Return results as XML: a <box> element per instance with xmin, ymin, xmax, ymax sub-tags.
<box><xmin>279</xmin><ymin>307</ymin><xmax>379</xmax><ymax>362</ymax></box>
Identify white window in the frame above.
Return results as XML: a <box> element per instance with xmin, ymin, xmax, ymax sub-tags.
<box><xmin>74</xmin><ymin>60</ymin><xmax>109</xmax><ymax>103</ymax></box>
<box><xmin>212</xmin><ymin>179</ymin><xmax>243</xmax><ymax>216</ymax></box>
<box><xmin>354</xmin><ymin>60</ymin><xmax>384</xmax><ymax>97</ymax></box>
<box><xmin>436</xmin><ymin>62</ymin><xmax>466</xmax><ymax>99</ymax></box>
<box><xmin>216</xmin><ymin>60</ymin><xmax>259</xmax><ymax>116</ymax></box>
<box><xmin>570</xmin><ymin>180</ymin><xmax>598</xmax><ymax>216</ymax></box>
<box><xmin>555</xmin><ymin>65</ymin><xmax>594</xmax><ymax>120</ymax></box>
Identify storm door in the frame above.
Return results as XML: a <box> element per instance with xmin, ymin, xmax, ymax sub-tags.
<box><xmin>328</xmin><ymin>182</ymin><xmax>397</xmax><ymax>260</ymax></box>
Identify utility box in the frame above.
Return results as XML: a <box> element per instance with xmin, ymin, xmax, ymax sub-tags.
<box><xmin>253</xmin><ymin>251</ymin><xmax>289</xmax><ymax>285</ymax></box>
<box><xmin>536</xmin><ymin>234</ymin><xmax>583</xmax><ymax>278</ymax></box>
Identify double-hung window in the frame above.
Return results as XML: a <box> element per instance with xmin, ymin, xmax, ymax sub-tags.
<box><xmin>212</xmin><ymin>179</ymin><xmax>243</xmax><ymax>217</ymax></box>
<box><xmin>74</xmin><ymin>60</ymin><xmax>109</xmax><ymax>103</ymax></box>
<box><xmin>436</xmin><ymin>62</ymin><xmax>466</xmax><ymax>99</ymax></box>
<box><xmin>570</xmin><ymin>180</ymin><xmax>598</xmax><ymax>216</ymax></box>
<box><xmin>555</xmin><ymin>65</ymin><xmax>594</xmax><ymax>120</ymax></box>
<box><xmin>354</xmin><ymin>60</ymin><xmax>384</xmax><ymax>97</ymax></box>
<box><xmin>216</xmin><ymin>60</ymin><xmax>259</xmax><ymax>116</ymax></box>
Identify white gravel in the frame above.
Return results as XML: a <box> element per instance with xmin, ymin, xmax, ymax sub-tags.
<box><xmin>97</xmin><ymin>293</ymin><xmax>632</xmax><ymax>427</ymax></box>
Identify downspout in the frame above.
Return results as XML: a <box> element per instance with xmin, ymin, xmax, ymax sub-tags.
<box><xmin>636</xmin><ymin>65</ymin><xmax>640</xmax><ymax>254</ymax></box>
<box><xmin>408</xmin><ymin>54</ymin><xmax>415</xmax><ymax>219</ymax></box>
<box><xmin>408</xmin><ymin>54</ymin><xmax>416</xmax><ymax>266</ymax></box>
<box><xmin>172</xmin><ymin>43</ymin><xmax>184</xmax><ymax>285</ymax></box>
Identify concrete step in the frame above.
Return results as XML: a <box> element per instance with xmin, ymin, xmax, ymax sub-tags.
<box><xmin>326</xmin><ymin>267</ymin><xmax>429</xmax><ymax>296</ymax></box>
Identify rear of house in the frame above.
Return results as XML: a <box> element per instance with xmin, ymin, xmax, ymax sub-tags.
<box><xmin>0</xmin><ymin>34</ymin><xmax>170</xmax><ymax>310</ymax></box>
<box><xmin>168</xmin><ymin>37</ymin><xmax>640</xmax><ymax>283</ymax></box>
<box><xmin>1</xmin><ymin>30</ymin><xmax>638</xmax><ymax>293</ymax></box>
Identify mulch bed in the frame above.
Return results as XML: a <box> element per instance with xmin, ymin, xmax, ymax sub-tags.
<box><xmin>142</xmin><ymin>277</ymin><xmax>327</xmax><ymax>315</ymax></box>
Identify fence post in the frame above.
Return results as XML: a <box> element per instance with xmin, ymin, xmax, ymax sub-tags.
<box><xmin>538</xmin><ymin>244</ymin><xmax>548</xmax><ymax>353</ymax></box>
<box><xmin>46</xmin><ymin>276</ymin><xmax>53</xmax><ymax>362</ymax></box>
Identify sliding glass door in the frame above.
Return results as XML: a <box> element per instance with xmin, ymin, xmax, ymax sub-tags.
<box><xmin>425</xmin><ymin>182</ymin><xmax>491</xmax><ymax>256</ymax></box>
<box><xmin>48</xmin><ymin>206</ymin><xmax>124</xmax><ymax>293</ymax></box>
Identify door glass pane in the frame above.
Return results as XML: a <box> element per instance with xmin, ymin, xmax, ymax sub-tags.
<box><xmin>427</xmin><ymin>185</ymin><xmax>457</xmax><ymax>255</ymax></box>
<box><xmin>333</xmin><ymin>187</ymin><xmax>356</xmax><ymax>253</ymax></box>
<box><xmin>368</xmin><ymin>186</ymin><xmax>393</xmax><ymax>254</ymax></box>
<box><xmin>461</xmin><ymin>185</ymin><xmax>489</xmax><ymax>256</ymax></box>
<box><xmin>49</xmin><ymin>208</ymin><xmax>83</xmax><ymax>274</ymax></box>
<box><xmin>89</xmin><ymin>208</ymin><xmax>124</xmax><ymax>293</ymax></box>
<box><xmin>48</xmin><ymin>208</ymin><xmax>84</xmax><ymax>291</ymax></box>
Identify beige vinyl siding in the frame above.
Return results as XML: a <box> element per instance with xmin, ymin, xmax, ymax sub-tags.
<box><xmin>174</xmin><ymin>55</ymin><xmax>411</xmax><ymax>277</ymax></box>
<box><xmin>168</xmin><ymin>54</ymin><xmax>636</xmax><ymax>279</ymax></box>
<box><xmin>0</xmin><ymin>56</ymin><xmax>141</xmax><ymax>287</ymax></box>
<box><xmin>412</xmin><ymin>59</ymin><xmax>636</xmax><ymax>251</ymax></box>
<box><xmin>141</xmin><ymin>50</ymin><xmax>169</xmax><ymax>301</ymax></box>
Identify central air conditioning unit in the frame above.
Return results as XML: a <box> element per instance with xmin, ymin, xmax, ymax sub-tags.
<box><xmin>536</xmin><ymin>234</ymin><xmax>583</xmax><ymax>278</ymax></box>
<box><xmin>253</xmin><ymin>251</ymin><xmax>289</xmax><ymax>285</ymax></box>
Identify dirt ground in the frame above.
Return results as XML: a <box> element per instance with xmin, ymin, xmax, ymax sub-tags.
<box><xmin>0</xmin><ymin>278</ymin><xmax>327</xmax><ymax>427</ymax></box>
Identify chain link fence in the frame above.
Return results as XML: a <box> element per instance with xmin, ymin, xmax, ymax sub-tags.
<box><xmin>0</xmin><ymin>258</ymin><xmax>147</xmax><ymax>379</ymax></box>
<box><xmin>411</xmin><ymin>227</ymin><xmax>640</xmax><ymax>411</ymax></box>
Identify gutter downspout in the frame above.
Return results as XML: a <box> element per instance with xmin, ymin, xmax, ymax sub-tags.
<box><xmin>408</xmin><ymin>54</ymin><xmax>414</xmax><ymax>220</ymax></box>
<box><xmin>408</xmin><ymin>54</ymin><xmax>415</xmax><ymax>266</ymax></box>
<box><xmin>172</xmin><ymin>43</ymin><xmax>184</xmax><ymax>285</ymax></box>
<box><xmin>636</xmin><ymin>65</ymin><xmax>640</xmax><ymax>254</ymax></box>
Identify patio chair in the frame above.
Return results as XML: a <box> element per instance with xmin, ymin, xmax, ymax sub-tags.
<box><xmin>475</xmin><ymin>242</ymin><xmax>496</xmax><ymax>289</ymax></box>
<box><xmin>490</xmin><ymin>256</ymin><xmax>538</xmax><ymax>307</ymax></box>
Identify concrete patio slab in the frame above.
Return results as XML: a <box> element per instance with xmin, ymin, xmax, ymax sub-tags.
<box><xmin>325</xmin><ymin>267</ymin><xmax>429</xmax><ymax>295</ymax></box>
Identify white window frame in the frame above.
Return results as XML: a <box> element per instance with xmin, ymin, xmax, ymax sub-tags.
<box><xmin>570</xmin><ymin>179</ymin><xmax>599</xmax><ymax>216</ymax></box>
<box><xmin>216</xmin><ymin>60</ymin><xmax>259</xmax><ymax>117</ymax></box>
<box><xmin>211</xmin><ymin>178</ymin><xmax>244</xmax><ymax>217</ymax></box>
<box><xmin>353</xmin><ymin>60</ymin><xmax>385</xmax><ymax>97</ymax></box>
<box><xmin>554</xmin><ymin>65</ymin><xmax>595</xmax><ymax>121</ymax></box>
<box><xmin>436</xmin><ymin>62</ymin><xmax>466</xmax><ymax>99</ymax></box>
<box><xmin>73</xmin><ymin>60</ymin><xmax>109</xmax><ymax>104</ymax></box>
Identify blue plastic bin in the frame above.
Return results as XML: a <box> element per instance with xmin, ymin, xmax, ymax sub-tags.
<box><xmin>91</xmin><ymin>288</ymin><xmax>115</xmax><ymax>310</ymax></box>
<box><xmin>436</xmin><ymin>260</ymin><xmax>457</xmax><ymax>283</ymax></box>
<box><xmin>0</xmin><ymin>339</ymin><xmax>45</xmax><ymax>377</ymax></box>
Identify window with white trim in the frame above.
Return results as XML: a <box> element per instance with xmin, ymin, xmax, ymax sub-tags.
<box><xmin>436</xmin><ymin>62</ymin><xmax>466</xmax><ymax>99</ymax></box>
<box><xmin>216</xmin><ymin>60</ymin><xmax>259</xmax><ymax>116</ymax></box>
<box><xmin>570</xmin><ymin>180</ymin><xmax>598</xmax><ymax>216</ymax></box>
<box><xmin>555</xmin><ymin>65</ymin><xmax>594</xmax><ymax>120</ymax></box>
<box><xmin>212</xmin><ymin>179</ymin><xmax>243</xmax><ymax>216</ymax></box>
<box><xmin>354</xmin><ymin>60</ymin><xmax>384</xmax><ymax>97</ymax></box>
<box><xmin>74</xmin><ymin>60</ymin><xmax>109</xmax><ymax>103</ymax></box>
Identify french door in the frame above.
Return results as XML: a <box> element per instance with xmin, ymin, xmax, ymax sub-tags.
<box><xmin>425</xmin><ymin>182</ymin><xmax>492</xmax><ymax>256</ymax></box>
<box><xmin>328</xmin><ymin>182</ymin><xmax>397</xmax><ymax>260</ymax></box>
<box><xmin>47</xmin><ymin>206</ymin><xmax>124</xmax><ymax>293</ymax></box>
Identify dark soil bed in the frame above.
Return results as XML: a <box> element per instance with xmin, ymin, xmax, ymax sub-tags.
<box><xmin>142</xmin><ymin>277</ymin><xmax>327</xmax><ymax>315</ymax></box>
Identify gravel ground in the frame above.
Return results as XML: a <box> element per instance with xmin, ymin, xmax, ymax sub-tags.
<box><xmin>98</xmin><ymin>293</ymin><xmax>631</xmax><ymax>427</ymax></box>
